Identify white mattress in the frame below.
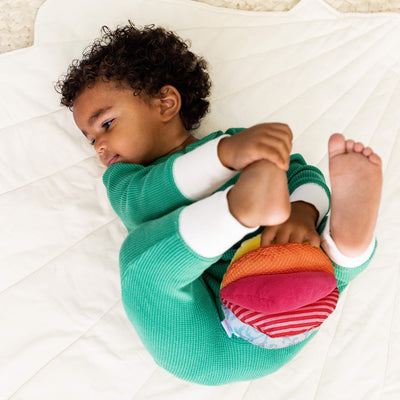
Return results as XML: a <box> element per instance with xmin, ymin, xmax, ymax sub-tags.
<box><xmin>1</xmin><ymin>0</ymin><xmax>399</xmax><ymax>398</ymax></box>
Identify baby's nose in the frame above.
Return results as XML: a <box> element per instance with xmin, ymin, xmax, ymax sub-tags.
<box><xmin>94</xmin><ymin>136</ymin><xmax>107</xmax><ymax>153</ymax></box>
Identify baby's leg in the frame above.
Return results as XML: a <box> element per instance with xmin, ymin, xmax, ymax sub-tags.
<box><xmin>227</xmin><ymin>160</ymin><xmax>291</xmax><ymax>228</ymax></box>
<box><xmin>326</xmin><ymin>134</ymin><xmax>382</xmax><ymax>257</ymax></box>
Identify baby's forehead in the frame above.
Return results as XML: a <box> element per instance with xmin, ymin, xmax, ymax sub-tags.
<box><xmin>72</xmin><ymin>79</ymin><xmax>151</xmax><ymax>125</ymax></box>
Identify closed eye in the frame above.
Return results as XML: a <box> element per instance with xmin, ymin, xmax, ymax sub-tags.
<box><xmin>88</xmin><ymin>119</ymin><xmax>114</xmax><ymax>146</ymax></box>
<box><xmin>102</xmin><ymin>119</ymin><xmax>114</xmax><ymax>131</ymax></box>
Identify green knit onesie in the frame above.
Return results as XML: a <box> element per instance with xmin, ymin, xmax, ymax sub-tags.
<box><xmin>103</xmin><ymin>128</ymin><xmax>375</xmax><ymax>385</ymax></box>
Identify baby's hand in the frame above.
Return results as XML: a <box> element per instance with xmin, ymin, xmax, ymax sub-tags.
<box><xmin>260</xmin><ymin>201</ymin><xmax>320</xmax><ymax>247</ymax></box>
<box><xmin>218</xmin><ymin>123</ymin><xmax>293</xmax><ymax>171</ymax></box>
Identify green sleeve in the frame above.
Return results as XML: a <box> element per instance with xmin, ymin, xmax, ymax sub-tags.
<box><xmin>102</xmin><ymin>130</ymin><xmax>230</xmax><ymax>231</ymax></box>
<box><xmin>102</xmin><ymin>155</ymin><xmax>191</xmax><ymax>231</ymax></box>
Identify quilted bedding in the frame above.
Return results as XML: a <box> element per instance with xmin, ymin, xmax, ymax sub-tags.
<box><xmin>0</xmin><ymin>0</ymin><xmax>399</xmax><ymax>398</ymax></box>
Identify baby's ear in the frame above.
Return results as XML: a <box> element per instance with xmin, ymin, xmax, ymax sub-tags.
<box><xmin>157</xmin><ymin>85</ymin><xmax>181</xmax><ymax>121</ymax></box>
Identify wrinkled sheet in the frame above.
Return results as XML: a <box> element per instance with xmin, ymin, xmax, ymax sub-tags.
<box><xmin>0</xmin><ymin>0</ymin><xmax>399</xmax><ymax>398</ymax></box>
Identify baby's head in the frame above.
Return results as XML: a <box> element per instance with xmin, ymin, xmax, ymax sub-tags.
<box><xmin>55</xmin><ymin>22</ymin><xmax>211</xmax><ymax>167</ymax></box>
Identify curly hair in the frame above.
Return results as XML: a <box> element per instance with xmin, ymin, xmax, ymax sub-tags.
<box><xmin>55</xmin><ymin>22</ymin><xmax>211</xmax><ymax>130</ymax></box>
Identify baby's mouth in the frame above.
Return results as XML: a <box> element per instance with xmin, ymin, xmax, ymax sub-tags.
<box><xmin>107</xmin><ymin>155</ymin><xmax>119</xmax><ymax>166</ymax></box>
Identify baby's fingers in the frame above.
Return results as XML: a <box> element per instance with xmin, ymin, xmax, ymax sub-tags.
<box><xmin>306</xmin><ymin>233</ymin><xmax>321</xmax><ymax>248</ymax></box>
<box><xmin>290</xmin><ymin>230</ymin><xmax>320</xmax><ymax>247</ymax></box>
<box><xmin>260</xmin><ymin>226</ymin><xmax>278</xmax><ymax>247</ymax></box>
<box><xmin>274</xmin><ymin>229</ymin><xmax>291</xmax><ymax>244</ymax></box>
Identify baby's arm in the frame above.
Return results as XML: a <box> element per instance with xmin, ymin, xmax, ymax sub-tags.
<box><xmin>103</xmin><ymin>123</ymin><xmax>293</xmax><ymax>230</ymax></box>
<box><xmin>103</xmin><ymin>138</ymin><xmax>233</xmax><ymax>229</ymax></box>
<box><xmin>103</xmin><ymin>134</ymin><xmax>238</xmax><ymax>229</ymax></box>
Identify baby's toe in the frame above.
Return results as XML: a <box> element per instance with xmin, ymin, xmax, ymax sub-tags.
<box><xmin>328</xmin><ymin>133</ymin><xmax>346</xmax><ymax>158</ymax></box>
<box><xmin>354</xmin><ymin>142</ymin><xmax>365</xmax><ymax>153</ymax></box>
<box><xmin>345</xmin><ymin>139</ymin><xmax>355</xmax><ymax>152</ymax></box>
<box><xmin>363</xmin><ymin>147</ymin><xmax>373</xmax><ymax>157</ymax></box>
<box><xmin>369</xmin><ymin>152</ymin><xmax>382</xmax><ymax>166</ymax></box>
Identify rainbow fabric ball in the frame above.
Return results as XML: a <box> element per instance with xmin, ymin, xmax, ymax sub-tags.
<box><xmin>220</xmin><ymin>235</ymin><xmax>339</xmax><ymax>349</ymax></box>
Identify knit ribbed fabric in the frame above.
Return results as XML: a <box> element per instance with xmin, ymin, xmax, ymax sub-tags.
<box><xmin>103</xmin><ymin>128</ymin><xmax>375</xmax><ymax>385</ymax></box>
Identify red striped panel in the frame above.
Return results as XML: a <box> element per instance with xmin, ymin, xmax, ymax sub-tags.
<box><xmin>223</xmin><ymin>288</ymin><xmax>339</xmax><ymax>338</ymax></box>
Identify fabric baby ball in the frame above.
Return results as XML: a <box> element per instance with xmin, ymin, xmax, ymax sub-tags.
<box><xmin>220</xmin><ymin>235</ymin><xmax>339</xmax><ymax>349</ymax></box>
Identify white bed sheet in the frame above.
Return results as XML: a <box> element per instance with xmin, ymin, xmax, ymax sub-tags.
<box><xmin>0</xmin><ymin>0</ymin><xmax>399</xmax><ymax>398</ymax></box>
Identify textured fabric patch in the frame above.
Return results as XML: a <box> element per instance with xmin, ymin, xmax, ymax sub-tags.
<box><xmin>223</xmin><ymin>287</ymin><xmax>339</xmax><ymax>337</ymax></box>
<box><xmin>221</xmin><ymin>303</ymin><xmax>317</xmax><ymax>349</ymax></box>
<box><xmin>220</xmin><ymin>271</ymin><xmax>337</xmax><ymax>314</ymax></box>
<box><xmin>221</xmin><ymin>242</ymin><xmax>335</xmax><ymax>289</ymax></box>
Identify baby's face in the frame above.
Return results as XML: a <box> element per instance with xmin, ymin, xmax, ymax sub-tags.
<box><xmin>73</xmin><ymin>80</ymin><xmax>169</xmax><ymax>167</ymax></box>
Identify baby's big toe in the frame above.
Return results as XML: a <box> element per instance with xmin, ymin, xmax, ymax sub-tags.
<box><xmin>328</xmin><ymin>133</ymin><xmax>346</xmax><ymax>158</ymax></box>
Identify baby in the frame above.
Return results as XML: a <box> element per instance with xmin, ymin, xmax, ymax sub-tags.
<box><xmin>55</xmin><ymin>23</ymin><xmax>382</xmax><ymax>385</ymax></box>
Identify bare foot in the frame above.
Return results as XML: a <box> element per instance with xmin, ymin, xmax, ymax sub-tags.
<box><xmin>328</xmin><ymin>133</ymin><xmax>382</xmax><ymax>257</ymax></box>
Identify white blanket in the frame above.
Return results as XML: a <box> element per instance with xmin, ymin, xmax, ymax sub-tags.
<box><xmin>1</xmin><ymin>0</ymin><xmax>399</xmax><ymax>398</ymax></box>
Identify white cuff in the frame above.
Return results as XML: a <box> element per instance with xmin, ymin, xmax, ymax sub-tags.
<box><xmin>179</xmin><ymin>186</ymin><xmax>259</xmax><ymax>258</ymax></box>
<box><xmin>320</xmin><ymin>215</ymin><xmax>376</xmax><ymax>268</ymax></box>
<box><xmin>290</xmin><ymin>183</ymin><xmax>330</xmax><ymax>227</ymax></box>
<box><xmin>172</xmin><ymin>135</ymin><xmax>238</xmax><ymax>201</ymax></box>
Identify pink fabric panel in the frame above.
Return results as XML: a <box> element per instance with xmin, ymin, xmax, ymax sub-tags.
<box><xmin>220</xmin><ymin>271</ymin><xmax>337</xmax><ymax>314</ymax></box>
